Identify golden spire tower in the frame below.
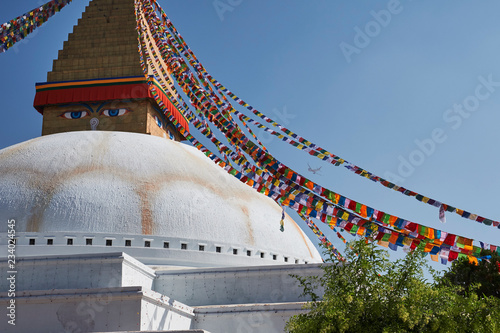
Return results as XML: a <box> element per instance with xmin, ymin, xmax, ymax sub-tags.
<box><xmin>34</xmin><ymin>0</ymin><xmax>187</xmax><ymax>139</ymax></box>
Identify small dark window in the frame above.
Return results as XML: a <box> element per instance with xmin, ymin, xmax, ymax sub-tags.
<box><xmin>199</xmin><ymin>245</ymin><xmax>205</xmax><ymax>251</ymax></box>
<box><xmin>29</xmin><ymin>239</ymin><xmax>35</xmax><ymax>245</ymax></box>
<box><xmin>106</xmin><ymin>239</ymin><xmax>112</xmax><ymax>246</ymax></box>
<box><xmin>247</xmin><ymin>250</ymin><xmax>251</xmax><ymax>257</ymax></box>
<box><xmin>125</xmin><ymin>240</ymin><xmax>131</xmax><ymax>247</ymax></box>
<box><xmin>233</xmin><ymin>249</ymin><xmax>238</xmax><ymax>255</ymax></box>
<box><xmin>144</xmin><ymin>241</ymin><xmax>151</xmax><ymax>248</ymax></box>
<box><xmin>86</xmin><ymin>238</ymin><xmax>93</xmax><ymax>245</ymax></box>
<box><xmin>181</xmin><ymin>243</ymin><xmax>187</xmax><ymax>250</ymax></box>
<box><xmin>295</xmin><ymin>259</ymin><xmax>299</xmax><ymax>264</ymax></box>
<box><xmin>67</xmin><ymin>239</ymin><xmax>73</xmax><ymax>245</ymax></box>
<box><xmin>216</xmin><ymin>246</ymin><xmax>221</xmax><ymax>253</ymax></box>
<box><xmin>272</xmin><ymin>254</ymin><xmax>277</xmax><ymax>260</ymax></box>
<box><xmin>305</xmin><ymin>261</ymin><xmax>308</xmax><ymax>265</ymax></box>
<box><xmin>163</xmin><ymin>242</ymin><xmax>169</xmax><ymax>248</ymax></box>
<box><xmin>47</xmin><ymin>239</ymin><xmax>53</xmax><ymax>245</ymax></box>
<box><xmin>284</xmin><ymin>257</ymin><xmax>289</xmax><ymax>262</ymax></box>
<box><xmin>260</xmin><ymin>253</ymin><xmax>265</xmax><ymax>259</ymax></box>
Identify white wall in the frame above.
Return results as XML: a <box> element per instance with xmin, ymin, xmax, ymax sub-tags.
<box><xmin>3</xmin><ymin>231</ymin><xmax>314</xmax><ymax>267</ymax></box>
<box><xmin>194</xmin><ymin>302</ymin><xmax>309</xmax><ymax>333</ymax></box>
<box><xmin>0</xmin><ymin>287</ymin><xmax>194</xmax><ymax>333</ymax></box>
<box><xmin>0</xmin><ymin>252</ymin><xmax>155</xmax><ymax>292</ymax></box>
<box><xmin>155</xmin><ymin>264</ymin><xmax>325</xmax><ymax>306</ymax></box>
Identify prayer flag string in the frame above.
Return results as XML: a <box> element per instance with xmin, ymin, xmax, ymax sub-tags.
<box><xmin>0</xmin><ymin>0</ymin><xmax>73</xmax><ymax>54</ymax></box>
<box><xmin>134</xmin><ymin>0</ymin><xmax>499</xmax><ymax>264</ymax></box>
<box><xmin>141</xmin><ymin>0</ymin><xmax>500</xmax><ymax>230</ymax></box>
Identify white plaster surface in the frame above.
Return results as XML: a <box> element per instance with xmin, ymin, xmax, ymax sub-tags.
<box><xmin>0</xmin><ymin>252</ymin><xmax>155</xmax><ymax>292</ymax></box>
<box><xmin>0</xmin><ymin>287</ymin><xmax>194</xmax><ymax>333</ymax></box>
<box><xmin>0</xmin><ymin>251</ymin><xmax>323</xmax><ymax>333</ymax></box>
<box><xmin>0</xmin><ymin>131</ymin><xmax>322</xmax><ymax>265</ymax></box>
<box><xmin>155</xmin><ymin>264</ymin><xmax>324</xmax><ymax>306</ymax></box>
<box><xmin>194</xmin><ymin>302</ymin><xmax>309</xmax><ymax>333</ymax></box>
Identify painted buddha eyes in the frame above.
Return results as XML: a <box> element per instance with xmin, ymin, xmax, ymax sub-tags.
<box><xmin>59</xmin><ymin>108</ymin><xmax>130</xmax><ymax>119</ymax></box>
<box><xmin>102</xmin><ymin>108</ymin><xmax>130</xmax><ymax>117</ymax></box>
<box><xmin>60</xmin><ymin>111</ymin><xmax>89</xmax><ymax>119</ymax></box>
<box><xmin>155</xmin><ymin>116</ymin><xmax>162</xmax><ymax>128</ymax></box>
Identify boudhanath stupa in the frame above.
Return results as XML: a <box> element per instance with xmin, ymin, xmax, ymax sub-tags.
<box><xmin>0</xmin><ymin>0</ymin><xmax>323</xmax><ymax>332</ymax></box>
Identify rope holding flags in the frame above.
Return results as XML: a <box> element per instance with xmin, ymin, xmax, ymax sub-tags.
<box><xmin>280</xmin><ymin>205</ymin><xmax>285</xmax><ymax>232</ymax></box>
<box><xmin>0</xmin><ymin>0</ymin><xmax>73</xmax><ymax>54</ymax></box>
<box><xmin>133</xmin><ymin>0</ymin><xmax>500</xmax><ymax>265</ymax></box>
<box><xmin>1</xmin><ymin>0</ymin><xmax>498</xmax><ymax>266</ymax></box>
<box><xmin>140</xmin><ymin>0</ymin><xmax>500</xmax><ymax>231</ymax></box>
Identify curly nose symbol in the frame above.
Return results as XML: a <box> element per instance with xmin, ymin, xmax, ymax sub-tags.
<box><xmin>90</xmin><ymin>117</ymin><xmax>99</xmax><ymax>130</ymax></box>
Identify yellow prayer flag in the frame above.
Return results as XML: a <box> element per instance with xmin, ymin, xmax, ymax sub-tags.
<box><xmin>403</xmin><ymin>237</ymin><xmax>413</xmax><ymax>247</ymax></box>
<box><xmin>334</xmin><ymin>194</ymin><xmax>340</xmax><ymax>204</ymax></box>
<box><xmin>424</xmin><ymin>243</ymin><xmax>434</xmax><ymax>253</ymax></box>
<box><xmin>360</xmin><ymin>205</ymin><xmax>367</xmax><ymax>218</ymax></box>
<box><xmin>378</xmin><ymin>240</ymin><xmax>389</xmax><ymax>248</ymax></box>
<box><xmin>468</xmin><ymin>256</ymin><xmax>478</xmax><ymax>265</ymax></box>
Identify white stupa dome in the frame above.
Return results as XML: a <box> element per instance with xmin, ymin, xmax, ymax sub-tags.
<box><xmin>0</xmin><ymin>131</ymin><xmax>322</xmax><ymax>267</ymax></box>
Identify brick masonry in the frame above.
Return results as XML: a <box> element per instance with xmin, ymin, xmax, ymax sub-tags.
<box><xmin>40</xmin><ymin>0</ymin><xmax>183</xmax><ymax>140</ymax></box>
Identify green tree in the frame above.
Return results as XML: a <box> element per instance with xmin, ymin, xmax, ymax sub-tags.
<box><xmin>285</xmin><ymin>239</ymin><xmax>500</xmax><ymax>333</ymax></box>
<box><xmin>439</xmin><ymin>250</ymin><xmax>500</xmax><ymax>299</ymax></box>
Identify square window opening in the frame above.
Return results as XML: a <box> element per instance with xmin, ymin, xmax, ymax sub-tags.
<box><xmin>125</xmin><ymin>240</ymin><xmax>131</xmax><ymax>247</ymax></box>
<box><xmin>163</xmin><ymin>242</ymin><xmax>169</xmax><ymax>249</ymax></box>
<box><xmin>47</xmin><ymin>239</ymin><xmax>53</xmax><ymax>245</ymax></box>
<box><xmin>106</xmin><ymin>239</ymin><xmax>112</xmax><ymax>246</ymax></box>
<box><xmin>216</xmin><ymin>246</ymin><xmax>221</xmax><ymax>253</ymax></box>
<box><xmin>181</xmin><ymin>243</ymin><xmax>187</xmax><ymax>250</ymax></box>
<box><xmin>67</xmin><ymin>239</ymin><xmax>73</xmax><ymax>245</ymax></box>
<box><xmin>144</xmin><ymin>241</ymin><xmax>151</xmax><ymax>248</ymax></box>
<box><xmin>29</xmin><ymin>239</ymin><xmax>35</xmax><ymax>245</ymax></box>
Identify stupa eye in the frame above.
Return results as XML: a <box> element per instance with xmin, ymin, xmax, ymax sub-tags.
<box><xmin>59</xmin><ymin>111</ymin><xmax>89</xmax><ymax>119</ymax></box>
<box><xmin>102</xmin><ymin>108</ymin><xmax>130</xmax><ymax>117</ymax></box>
<box><xmin>155</xmin><ymin>116</ymin><xmax>162</xmax><ymax>128</ymax></box>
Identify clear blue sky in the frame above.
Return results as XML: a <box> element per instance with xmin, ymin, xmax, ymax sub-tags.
<box><xmin>2</xmin><ymin>0</ymin><xmax>500</xmax><ymax>270</ymax></box>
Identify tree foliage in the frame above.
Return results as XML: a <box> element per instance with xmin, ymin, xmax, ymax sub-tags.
<box><xmin>439</xmin><ymin>250</ymin><xmax>500</xmax><ymax>299</ymax></box>
<box><xmin>285</xmin><ymin>239</ymin><xmax>500</xmax><ymax>333</ymax></box>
